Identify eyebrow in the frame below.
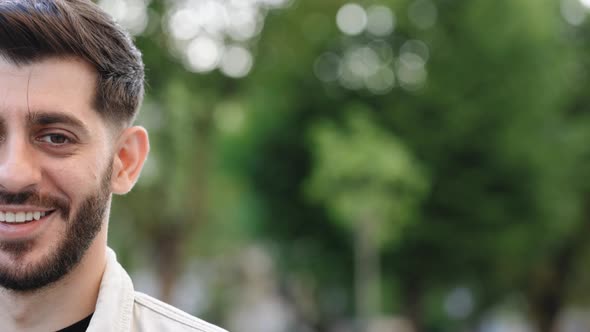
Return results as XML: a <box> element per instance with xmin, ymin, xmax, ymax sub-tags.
<box><xmin>26</xmin><ymin>111</ymin><xmax>90</xmax><ymax>137</ymax></box>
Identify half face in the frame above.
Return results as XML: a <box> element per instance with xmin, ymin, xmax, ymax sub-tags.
<box><xmin>0</xmin><ymin>56</ymin><xmax>115</xmax><ymax>291</ymax></box>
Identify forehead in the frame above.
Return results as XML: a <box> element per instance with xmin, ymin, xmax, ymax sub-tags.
<box><xmin>0</xmin><ymin>56</ymin><xmax>98</xmax><ymax>124</ymax></box>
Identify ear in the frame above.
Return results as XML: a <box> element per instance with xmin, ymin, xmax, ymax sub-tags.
<box><xmin>110</xmin><ymin>126</ymin><xmax>150</xmax><ymax>195</ymax></box>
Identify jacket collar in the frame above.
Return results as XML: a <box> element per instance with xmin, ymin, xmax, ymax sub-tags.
<box><xmin>87</xmin><ymin>248</ymin><xmax>135</xmax><ymax>332</ymax></box>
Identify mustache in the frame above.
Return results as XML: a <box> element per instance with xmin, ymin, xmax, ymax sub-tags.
<box><xmin>0</xmin><ymin>190</ymin><xmax>70</xmax><ymax>219</ymax></box>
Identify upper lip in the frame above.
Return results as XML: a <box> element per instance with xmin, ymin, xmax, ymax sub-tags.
<box><xmin>0</xmin><ymin>206</ymin><xmax>55</xmax><ymax>212</ymax></box>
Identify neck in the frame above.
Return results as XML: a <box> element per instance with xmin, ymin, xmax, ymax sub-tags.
<box><xmin>0</xmin><ymin>231</ymin><xmax>107</xmax><ymax>332</ymax></box>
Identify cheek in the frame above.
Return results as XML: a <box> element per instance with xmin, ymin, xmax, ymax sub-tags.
<box><xmin>43</xmin><ymin>156</ymin><xmax>111</xmax><ymax>199</ymax></box>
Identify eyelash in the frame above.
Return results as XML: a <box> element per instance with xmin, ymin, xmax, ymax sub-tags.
<box><xmin>36</xmin><ymin>133</ymin><xmax>76</xmax><ymax>146</ymax></box>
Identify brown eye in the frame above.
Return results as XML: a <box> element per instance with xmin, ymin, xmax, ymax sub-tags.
<box><xmin>39</xmin><ymin>134</ymin><xmax>70</xmax><ymax>145</ymax></box>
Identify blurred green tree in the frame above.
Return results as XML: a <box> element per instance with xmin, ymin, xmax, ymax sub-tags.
<box><xmin>306</xmin><ymin>108</ymin><xmax>428</xmax><ymax>329</ymax></box>
<box><xmin>104</xmin><ymin>0</ymin><xmax>590</xmax><ymax>331</ymax></box>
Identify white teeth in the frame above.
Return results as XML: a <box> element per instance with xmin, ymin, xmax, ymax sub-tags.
<box><xmin>15</xmin><ymin>212</ymin><xmax>25</xmax><ymax>223</ymax></box>
<box><xmin>0</xmin><ymin>211</ymin><xmax>49</xmax><ymax>223</ymax></box>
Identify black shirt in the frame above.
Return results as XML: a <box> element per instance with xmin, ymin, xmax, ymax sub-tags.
<box><xmin>56</xmin><ymin>313</ymin><xmax>93</xmax><ymax>332</ymax></box>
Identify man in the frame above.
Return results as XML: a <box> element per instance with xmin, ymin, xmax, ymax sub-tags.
<box><xmin>0</xmin><ymin>0</ymin><xmax>227</xmax><ymax>331</ymax></box>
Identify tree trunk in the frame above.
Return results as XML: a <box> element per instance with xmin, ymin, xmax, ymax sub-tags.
<box><xmin>527</xmin><ymin>251</ymin><xmax>569</xmax><ymax>332</ymax></box>
<box><xmin>355</xmin><ymin>216</ymin><xmax>381</xmax><ymax>331</ymax></box>
<box><xmin>401</xmin><ymin>278</ymin><xmax>423</xmax><ymax>332</ymax></box>
<box><xmin>527</xmin><ymin>193</ymin><xmax>590</xmax><ymax>332</ymax></box>
<box><xmin>155</xmin><ymin>108</ymin><xmax>213</xmax><ymax>303</ymax></box>
<box><xmin>155</xmin><ymin>225</ymin><xmax>184</xmax><ymax>303</ymax></box>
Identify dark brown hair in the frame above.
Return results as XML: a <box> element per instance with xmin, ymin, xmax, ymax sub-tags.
<box><xmin>0</xmin><ymin>0</ymin><xmax>145</xmax><ymax>126</ymax></box>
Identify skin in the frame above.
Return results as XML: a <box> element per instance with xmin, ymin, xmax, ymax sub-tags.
<box><xmin>0</xmin><ymin>57</ymin><xmax>149</xmax><ymax>331</ymax></box>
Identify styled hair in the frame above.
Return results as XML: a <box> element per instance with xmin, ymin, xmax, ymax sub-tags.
<box><xmin>0</xmin><ymin>0</ymin><xmax>145</xmax><ymax>126</ymax></box>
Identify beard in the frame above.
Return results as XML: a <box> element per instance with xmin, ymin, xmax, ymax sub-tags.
<box><xmin>0</xmin><ymin>163</ymin><xmax>112</xmax><ymax>292</ymax></box>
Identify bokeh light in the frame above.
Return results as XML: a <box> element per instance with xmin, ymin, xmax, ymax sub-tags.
<box><xmin>365</xmin><ymin>66</ymin><xmax>395</xmax><ymax>94</ymax></box>
<box><xmin>186</xmin><ymin>36</ymin><xmax>223</xmax><ymax>73</ymax></box>
<box><xmin>169</xmin><ymin>8</ymin><xmax>201</xmax><ymax>40</ymax></box>
<box><xmin>562</xmin><ymin>0</ymin><xmax>587</xmax><ymax>25</ymax></box>
<box><xmin>326</xmin><ymin>2</ymin><xmax>432</xmax><ymax>93</ymax></box>
<box><xmin>339</xmin><ymin>61</ymin><xmax>364</xmax><ymax>90</ymax></box>
<box><xmin>330</xmin><ymin>43</ymin><xmax>400</xmax><ymax>93</ymax></box>
<box><xmin>347</xmin><ymin>46</ymin><xmax>380</xmax><ymax>78</ymax></box>
<box><xmin>443</xmin><ymin>287</ymin><xmax>474</xmax><ymax>320</ymax></box>
<box><xmin>226</xmin><ymin>7</ymin><xmax>263</xmax><ymax>41</ymax></box>
<box><xmin>339</xmin><ymin>46</ymin><xmax>377</xmax><ymax>89</ymax></box>
<box><xmin>336</xmin><ymin>3</ymin><xmax>368</xmax><ymax>36</ymax></box>
<box><xmin>220</xmin><ymin>46</ymin><xmax>254</xmax><ymax>78</ymax></box>
<box><xmin>370</xmin><ymin>40</ymin><xmax>394</xmax><ymax>65</ymax></box>
<box><xmin>163</xmin><ymin>0</ymin><xmax>289</xmax><ymax>78</ymax></box>
<box><xmin>167</xmin><ymin>0</ymin><xmax>228</xmax><ymax>39</ymax></box>
<box><xmin>396</xmin><ymin>57</ymin><xmax>427</xmax><ymax>91</ymax></box>
<box><xmin>400</xmin><ymin>39</ymin><xmax>430</xmax><ymax>66</ymax></box>
<box><xmin>99</xmin><ymin>0</ymin><xmax>149</xmax><ymax>35</ymax></box>
<box><xmin>259</xmin><ymin>0</ymin><xmax>292</xmax><ymax>8</ymax></box>
<box><xmin>366</xmin><ymin>5</ymin><xmax>395</xmax><ymax>37</ymax></box>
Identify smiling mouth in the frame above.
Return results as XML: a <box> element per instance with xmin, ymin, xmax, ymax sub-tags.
<box><xmin>0</xmin><ymin>211</ymin><xmax>54</xmax><ymax>224</ymax></box>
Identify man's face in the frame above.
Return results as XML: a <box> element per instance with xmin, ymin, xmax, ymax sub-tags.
<box><xmin>0</xmin><ymin>57</ymin><xmax>115</xmax><ymax>291</ymax></box>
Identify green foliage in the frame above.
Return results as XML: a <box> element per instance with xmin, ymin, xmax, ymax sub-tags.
<box><xmin>306</xmin><ymin>107</ymin><xmax>428</xmax><ymax>246</ymax></box>
<box><xmin>105</xmin><ymin>0</ymin><xmax>590</xmax><ymax>329</ymax></box>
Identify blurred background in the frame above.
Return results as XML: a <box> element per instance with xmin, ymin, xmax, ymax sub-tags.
<box><xmin>96</xmin><ymin>0</ymin><xmax>590</xmax><ymax>331</ymax></box>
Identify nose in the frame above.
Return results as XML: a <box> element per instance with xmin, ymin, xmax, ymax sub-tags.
<box><xmin>0</xmin><ymin>135</ymin><xmax>41</xmax><ymax>192</ymax></box>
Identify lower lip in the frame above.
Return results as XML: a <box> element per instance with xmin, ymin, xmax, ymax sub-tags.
<box><xmin>0</xmin><ymin>212</ymin><xmax>55</xmax><ymax>240</ymax></box>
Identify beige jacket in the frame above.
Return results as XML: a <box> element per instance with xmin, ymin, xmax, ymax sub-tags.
<box><xmin>87</xmin><ymin>248</ymin><xmax>228</xmax><ymax>332</ymax></box>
